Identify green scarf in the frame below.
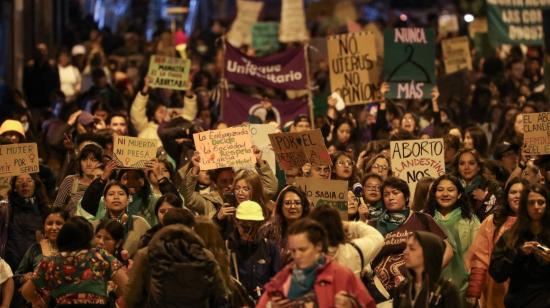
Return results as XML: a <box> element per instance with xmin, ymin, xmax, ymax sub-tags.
<box><xmin>375</xmin><ymin>208</ymin><xmax>410</xmax><ymax>236</ymax></box>
<box><xmin>288</xmin><ymin>256</ymin><xmax>325</xmax><ymax>300</ymax></box>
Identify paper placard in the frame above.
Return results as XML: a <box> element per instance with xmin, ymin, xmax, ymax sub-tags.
<box><xmin>0</xmin><ymin>143</ymin><xmax>39</xmax><ymax>177</ymax></box>
<box><xmin>390</xmin><ymin>138</ymin><xmax>445</xmax><ymax>201</ymax></box>
<box><xmin>294</xmin><ymin>177</ymin><xmax>348</xmax><ymax>213</ymax></box>
<box><xmin>227</xmin><ymin>0</ymin><xmax>264</xmax><ymax>47</ymax></box>
<box><xmin>522</xmin><ymin>112</ymin><xmax>550</xmax><ymax>155</ymax></box>
<box><xmin>438</xmin><ymin>14</ymin><xmax>459</xmax><ymax>36</ymax></box>
<box><xmin>252</xmin><ymin>22</ymin><xmax>280</xmax><ymax>56</ymax></box>
<box><xmin>279</xmin><ymin>0</ymin><xmax>309</xmax><ymax>43</ymax></box>
<box><xmin>327</xmin><ymin>32</ymin><xmax>379</xmax><ymax>105</ymax></box>
<box><xmin>488</xmin><ymin>1</ymin><xmax>550</xmax><ymax>45</ymax></box>
<box><xmin>468</xmin><ymin>18</ymin><xmax>488</xmax><ymax>38</ymax></box>
<box><xmin>441</xmin><ymin>36</ymin><xmax>472</xmax><ymax>74</ymax></box>
<box><xmin>113</xmin><ymin>136</ymin><xmax>158</xmax><ymax>169</ymax></box>
<box><xmin>268</xmin><ymin>129</ymin><xmax>330</xmax><ymax>171</ymax></box>
<box><xmin>148</xmin><ymin>55</ymin><xmax>190</xmax><ymax>90</ymax></box>
<box><xmin>193</xmin><ymin>125</ymin><xmax>256</xmax><ymax>170</ymax></box>
<box><xmin>250</xmin><ymin>124</ymin><xmax>277</xmax><ymax>173</ymax></box>
<box><xmin>384</xmin><ymin>28</ymin><xmax>435</xmax><ymax>99</ymax></box>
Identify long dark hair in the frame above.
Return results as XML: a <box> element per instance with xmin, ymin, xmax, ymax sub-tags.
<box><xmin>117</xmin><ymin>169</ymin><xmax>152</xmax><ymax>213</ymax></box>
<box><xmin>465</xmin><ymin>126</ymin><xmax>489</xmax><ymax>157</ymax></box>
<box><xmin>274</xmin><ymin>185</ymin><xmax>310</xmax><ymax>238</ymax></box>
<box><xmin>57</xmin><ymin>217</ymin><xmax>93</xmax><ymax>252</ymax></box>
<box><xmin>452</xmin><ymin>148</ymin><xmax>484</xmax><ymax>180</ymax></box>
<box><xmin>506</xmin><ymin>184</ymin><xmax>550</xmax><ymax>249</ymax></box>
<box><xmin>309</xmin><ymin>205</ymin><xmax>345</xmax><ymax>247</ymax></box>
<box><xmin>425</xmin><ymin>175</ymin><xmax>474</xmax><ymax>219</ymax></box>
<box><xmin>493</xmin><ymin>178</ymin><xmax>530</xmax><ymax>236</ymax></box>
<box><xmin>9</xmin><ymin>173</ymin><xmax>49</xmax><ymax>217</ymax></box>
<box><xmin>95</xmin><ymin>219</ymin><xmax>125</xmax><ymax>259</ymax></box>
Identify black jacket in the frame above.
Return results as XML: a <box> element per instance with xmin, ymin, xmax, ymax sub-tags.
<box><xmin>489</xmin><ymin>230</ymin><xmax>550</xmax><ymax>308</ymax></box>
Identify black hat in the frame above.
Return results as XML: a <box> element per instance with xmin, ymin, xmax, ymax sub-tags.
<box><xmin>493</xmin><ymin>142</ymin><xmax>520</xmax><ymax>160</ymax></box>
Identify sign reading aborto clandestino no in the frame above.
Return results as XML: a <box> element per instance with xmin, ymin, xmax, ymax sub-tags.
<box><xmin>390</xmin><ymin>138</ymin><xmax>445</xmax><ymax>201</ymax></box>
<box><xmin>113</xmin><ymin>136</ymin><xmax>158</xmax><ymax>169</ymax></box>
<box><xmin>148</xmin><ymin>55</ymin><xmax>190</xmax><ymax>91</ymax></box>
<box><xmin>268</xmin><ymin>129</ymin><xmax>330</xmax><ymax>171</ymax></box>
<box><xmin>327</xmin><ymin>31</ymin><xmax>379</xmax><ymax>105</ymax></box>
<box><xmin>193</xmin><ymin>125</ymin><xmax>256</xmax><ymax>170</ymax></box>
<box><xmin>441</xmin><ymin>36</ymin><xmax>472</xmax><ymax>74</ymax></box>
<box><xmin>522</xmin><ymin>112</ymin><xmax>550</xmax><ymax>155</ymax></box>
<box><xmin>384</xmin><ymin>28</ymin><xmax>435</xmax><ymax>99</ymax></box>
<box><xmin>294</xmin><ymin>177</ymin><xmax>348</xmax><ymax>214</ymax></box>
<box><xmin>0</xmin><ymin>143</ymin><xmax>39</xmax><ymax>177</ymax></box>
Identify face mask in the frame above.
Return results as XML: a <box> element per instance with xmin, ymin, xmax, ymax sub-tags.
<box><xmin>22</xmin><ymin>122</ymin><xmax>29</xmax><ymax>132</ymax></box>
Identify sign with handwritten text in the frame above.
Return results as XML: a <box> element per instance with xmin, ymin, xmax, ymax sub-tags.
<box><xmin>0</xmin><ymin>143</ymin><xmax>39</xmax><ymax>177</ymax></box>
<box><xmin>327</xmin><ymin>31</ymin><xmax>379</xmax><ymax>105</ymax></box>
<box><xmin>522</xmin><ymin>112</ymin><xmax>550</xmax><ymax>155</ymax></box>
<box><xmin>294</xmin><ymin>177</ymin><xmax>348</xmax><ymax>213</ymax></box>
<box><xmin>384</xmin><ymin>28</ymin><xmax>435</xmax><ymax>99</ymax></box>
<box><xmin>390</xmin><ymin>138</ymin><xmax>445</xmax><ymax>200</ymax></box>
<box><xmin>441</xmin><ymin>36</ymin><xmax>472</xmax><ymax>74</ymax></box>
<box><xmin>250</xmin><ymin>124</ymin><xmax>277</xmax><ymax>173</ymax></box>
<box><xmin>268</xmin><ymin>129</ymin><xmax>330</xmax><ymax>171</ymax></box>
<box><xmin>113</xmin><ymin>136</ymin><xmax>158</xmax><ymax>169</ymax></box>
<box><xmin>193</xmin><ymin>126</ymin><xmax>256</xmax><ymax>170</ymax></box>
<box><xmin>148</xmin><ymin>55</ymin><xmax>190</xmax><ymax>91</ymax></box>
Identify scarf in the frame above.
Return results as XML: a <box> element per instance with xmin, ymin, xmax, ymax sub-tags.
<box><xmin>461</xmin><ymin>175</ymin><xmax>483</xmax><ymax>195</ymax></box>
<box><xmin>288</xmin><ymin>255</ymin><xmax>326</xmax><ymax>300</ymax></box>
<box><xmin>375</xmin><ymin>208</ymin><xmax>410</xmax><ymax>236</ymax></box>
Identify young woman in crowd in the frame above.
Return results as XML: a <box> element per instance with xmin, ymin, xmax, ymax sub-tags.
<box><xmin>467</xmin><ymin>178</ymin><xmax>529</xmax><ymax>308</ymax></box>
<box><xmin>363</xmin><ymin>154</ymin><xmax>391</xmax><ymax>180</ymax></box>
<box><xmin>489</xmin><ymin>183</ymin><xmax>550</xmax><ymax>307</ymax></box>
<box><xmin>393</xmin><ymin>231</ymin><xmax>461</xmax><ymax>308</ymax></box>
<box><xmin>309</xmin><ymin>205</ymin><xmax>384</xmax><ymax>276</ymax></box>
<box><xmin>81</xmin><ymin>161</ymin><xmax>151</xmax><ymax>256</ymax></box>
<box><xmin>464</xmin><ymin>126</ymin><xmax>490</xmax><ymax>158</ymax></box>
<box><xmin>453</xmin><ymin>148</ymin><xmax>503</xmax><ymax>222</ymax></box>
<box><xmin>137</xmin><ymin>192</ymin><xmax>185</xmax><ymax>248</ymax></box>
<box><xmin>331</xmin><ymin>151</ymin><xmax>359</xmax><ymax>186</ymax></box>
<box><xmin>4</xmin><ymin>174</ymin><xmax>50</xmax><ymax>271</ymax></box>
<box><xmin>54</xmin><ymin>143</ymin><xmax>103</xmax><ymax>214</ymax></box>
<box><xmin>21</xmin><ymin>217</ymin><xmax>128</xmax><ymax>306</ymax></box>
<box><xmin>257</xmin><ymin>218</ymin><xmax>375</xmax><ymax>308</ymax></box>
<box><xmin>259</xmin><ymin>185</ymin><xmax>310</xmax><ymax>263</ymax></box>
<box><xmin>146</xmin><ymin>158</ymin><xmax>176</xmax><ymax>195</ymax></box>
<box><xmin>425</xmin><ymin>175</ymin><xmax>480</xmax><ymax>296</ymax></box>
<box><xmin>369</xmin><ymin>177</ymin><xmax>453</xmax><ymax>301</ymax></box>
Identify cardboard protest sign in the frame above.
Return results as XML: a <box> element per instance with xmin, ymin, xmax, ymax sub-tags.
<box><xmin>268</xmin><ymin>129</ymin><xmax>330</xmax><ymax>171</ymax></box>
<box><xmin>390</xmin><ymin>138</ymin><xmax>445</xmax><ymax>201</ymax></box>
<box><xmin>384</xmin><ymin>28</ymin><xmax>435</xmax><ymax>99</ymax></box>
<box><xmin>0</xmin><ymin>143</ymin><xmax>39</xmax><ymax>177</ymax></box>
<box><xmin>252</xmin><ymin>22</ymin><xmax>280</xmax><ymax>56</ymax></box>
<box><xmin>488</xmin><ymin>0</ymin><xmax>550</xmax><ymax>45</ymax></box>
<box><xmin>193</xmin><ymin>125</ymin><xmax>256</xmax><ymax>170</ymax></box>
<box><xmin>441</xmin><ymin>36</ymin><xmax>473</xmax><ymax>74</ymax></box>
<box><xmin>327</xmin><ymin>32</ymin><xmax>379</xmax><ymax>105</ymax></box>
<box><xmin>294</xmin><ymin>177</ymin><xmax>348</xmax><ymax>214</ymax></box>
<box><xmin>438</xmin><ymin>14</ymin><xmax>459</xmax><ymax>36</ymax></box>
<box><xmin>147</xmin><ymin>55</ymin><xmax>190</xmax><ymax>91</ymax></box>
<box><xmin>279</xmin><ymin>0</ymin><xmax>309</xmax><ymax>43</ymax></box>
<box><xmin>227</xmin><ymin>0</ymin><xmax>263</xmax><ymax>47</ymax></box>
<box><xmin>250</xmin><ymin>124</ymin><xmax>277</xmax><ymax>173</ymax></box>
<box><xmin>113</xmin><ymin>136</ymin><xmax>158</xmax><ymax>169</ymax></box>
<box><xmin>468</xmin><ymin>18</ymin><xmax>488</xmax><ymax>38</ymax></box>
<box><xmin>522</xmin><ymin>112</ymin><xmax>550</xmax><ymax>155</ymax></box>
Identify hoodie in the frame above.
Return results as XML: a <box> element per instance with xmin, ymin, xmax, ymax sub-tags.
<box><xmin>393</xmin><ymin>231</ymin><xmax>461</xmax><ymax>308</ymax></box>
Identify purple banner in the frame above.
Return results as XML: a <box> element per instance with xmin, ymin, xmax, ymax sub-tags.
<box><xmin>222</xmin><ymin>90</ymin><xmax>309</xmax><ymax>126</ymax></box>
<box><xmin>224</xmin><ymin>41</ymin><xmax>308</xmax><ymax>90</ymax></box>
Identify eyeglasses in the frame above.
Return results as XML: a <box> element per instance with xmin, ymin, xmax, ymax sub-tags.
<box><xmin>528</xmin><ymin>200</ymin><xmax>546</xmax><ymax>206</ymax></box>
<box><xmin>283</xmin><ymin>200</ymin><xmax>302</xmax><ymax>207</ymax></box>
<box><xmin>336</xmin><ymin>161</ymin><xmax>353</xmax><ymax>167</ymax></box>
<box><xmin>234</xmin><ymin>186</ymin><xmax>251</xmax><ymax>193</ymax></box>
<box><xmin>372</xmin><ymin>164</ymin><xmax>388</xmax><ymax>171</ymax></box>
<box><xmin>313</xmin><ymin>166</ymin><xmax>331</xmax><ymax>173</ymax></box>
<box><xmin>365</xmin><ymin>185</ymin><xmax>381</xmax><ymax>191</ymax></box>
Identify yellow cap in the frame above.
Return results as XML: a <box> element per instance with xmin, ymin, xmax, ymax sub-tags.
<box><xmin>0</xmin><ymin>119</ymin><xmax>25</xmax><ymax>137</ymax></box>
<box><xmin>235</xmin><ymin>200</ymin><xmax>264</xmax><ymax>221</ymax></box>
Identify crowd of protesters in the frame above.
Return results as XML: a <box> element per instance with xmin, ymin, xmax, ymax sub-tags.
<box><xmin>0</xmin><ymin>5</ymin><xmax>550</xmax><ymax>308</ymax></box>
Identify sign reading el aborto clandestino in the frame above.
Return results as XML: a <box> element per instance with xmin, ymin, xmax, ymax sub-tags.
<box><xmin>0</xmin><ymin>143</ymin><xmax>39</xmax><ymax>177</ymax></box>
<box><xmin>522</xmin><ymin>112</ymin><xmax>550</xmax><ymax>155</ymax></box>
<box><xmin>390</xmin><ymin>138</ymin><xmax>445</xmax><ymax>201</ymax></box>
<box><xmin>148</xmin><ymin>55</ymin><xmax>191</xmax><ymax>90</ymax></box>
<box><xmin>113</xmin><ymin>136</ymin><xmax>158</xmax><ymax>169</ymax></box>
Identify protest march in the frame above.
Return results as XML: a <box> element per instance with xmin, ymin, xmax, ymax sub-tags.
<box><xmin>1</xmin><ymin>1</ymin><xmax>550</xmax><ymax>307</ymax></box>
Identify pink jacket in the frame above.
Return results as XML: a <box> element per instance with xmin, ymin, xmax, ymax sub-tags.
<box><xmin>257</xmin><ymin>257</ymin><xmax>375</xmax><ymax>308</ymax></box>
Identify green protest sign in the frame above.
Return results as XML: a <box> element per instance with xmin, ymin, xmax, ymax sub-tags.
<box><xmin>252</xmin><ymin>22</ymin><xmax>280</xmax><ymax>56</ymax></box>
<box><xmin>148</xmin><ymin>55</ymin><xmax>191</xmax><ymax>91</ymax></box>
<box><xmin>487</xmin><ymin>0</ymin><xmax>550</xmax><ymax>45</ymax></box>
<box><xmin>384</xmin><ymin>28</ymin><xmax>435</xmax><ymax>99</ymax></box>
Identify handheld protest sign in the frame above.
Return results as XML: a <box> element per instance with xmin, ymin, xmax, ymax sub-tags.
<box><xmin>193</xmin><ymin>125</ymin><xmax>256</xmax><ymax>170</ymax></box>
<box><xmin>252</xmin><ymin>22</ymin><xmax>280</xmax><ymax>56</ymax></box>
<box><xmin>147</xmin><ymin>55</ymin><xmax>191</xmax><ymax>91</ymax></box>
<box><xmin>268</xmin><ymin>129</ymin><xmax>330</xmax><ymax>171</ymax></box>
<box><xmin>327</xmin><ymin>31</ymin><xmax>379</xmax><ymax>105</ymax></box>
<box><xmin>488</xmin><ymin>1</ymin><xmax>550</xmax><ymax>45</ymax></box>
<box><xmin>390</xmin><ymin>138</ymin><xmax>445</xmax><ymax>201</ymax></box>
<box><xmin>522</xmin><ymin>112</ymin><xmax>550</xmax><ymax>155</ymax></box>
<box><xmin>279</xmin><ymin>0</ymin><xmax>309</xmax><ymax>43</ymax></box>
<box><xmin>294</xmin><ymin>177</ymin><xmax>348</xmax><ymax>217</ymax></box>
<box><xmin>441</xmin><ymin>36</ymin><xmax>472</xmax><ymax>74</ymax></box>
<box><xmin>227</xmin><ymin>0</ymin><xmax>264</xmax><ymax>47</ymax></box>
<box><xmin>0</xmin><ymin>143</ymin><xmax>39</xmax><ymax>177</ymax></box>
<box><xmin>250</xmin><ymin>124</ymin><xmax>277</xmax><ymax>173</ymax></box>
<box><xmin>113</xmin><ymin>136</ymin><xmax>158</xmax><ymax>169</ymax></box>
<box><xmin>384</xmin><ymin>28</ymin><xmax>435</xmax><ymax>99</ymax></box>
